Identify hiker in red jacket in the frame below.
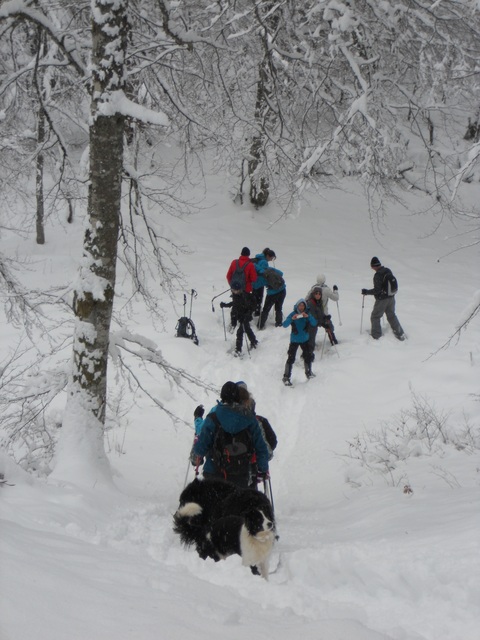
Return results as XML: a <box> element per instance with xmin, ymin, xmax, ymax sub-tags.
<box><xmin>226</xmin><ymin>247</ymin><xmax>257</xmax><ymax>293</ymax></box>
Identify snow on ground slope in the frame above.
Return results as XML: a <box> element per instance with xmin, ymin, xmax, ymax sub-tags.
<box><xmin>1</xmin><ymin>178</ymin><xmax>479</xmax><ymax>640</ymax></box>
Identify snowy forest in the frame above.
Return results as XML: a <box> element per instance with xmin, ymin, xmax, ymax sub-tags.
<box><xmin>1</xmin><ymin>2</ymin><xmax>479</xmax><ymax>640</ymax></box>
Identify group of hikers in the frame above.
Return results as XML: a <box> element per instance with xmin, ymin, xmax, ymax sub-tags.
<box><xmin>189</xmin><ymin>252</ymin><xmax>404</xmax><ymax>487</ymax></box>
<box><xmin>221</xmin><ymin>246</ymin><xmax>340</xmax><ymax>385</ymax></box>
<box><xmin>219</xmin><ymin>247</ymin><xmax>404</xmax><ymax>385</ymax></box>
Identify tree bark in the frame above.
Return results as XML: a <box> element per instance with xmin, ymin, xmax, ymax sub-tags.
<box><xmin>54</xmin><ymin>0</ymin><xmax>128</xmax><ymax>483</ymax></box>
<box><xmin>35</xmin><ymin>105</ymin><xmax>45</xmax><ymax>245</ymax></box>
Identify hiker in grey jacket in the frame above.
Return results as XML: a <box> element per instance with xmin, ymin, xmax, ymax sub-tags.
<box><xmin>361</xmin><ymin>256</ymin><xmax>405</xmax><ymax>341</ymax></box>
<box><xmin>307</xmin><ymin>273</ymin><xmax>339</xmax><ymax>315</ymax></box>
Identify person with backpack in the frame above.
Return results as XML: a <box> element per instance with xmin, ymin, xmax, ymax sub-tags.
<box><xmin>226</xmin><ymin>247</ymin><xmax>257</xmax><ymax>331</ymax></box>
<box><xmin>192</xmin><ymin>382</ymin><xmax>277</xmax><ymax>465</ymax></box>
<box><xmin>305</xmin><ymin>285</ymin><xmax>338</xmax><ymax>346</ymax></box>
<box><xmin>305</xmin><ymin>286</ymin><xmax>328</xmax><ymax>357</ymax></box>
<box><xmin>226</xmin><ymin>247</ymin><xmax>257</xmax><ymax>294</ymax></box>
<box><xmin>191</xmin><ymin>381</ymin><xmax>269</xmax><ymax>488</ymax></box>
<box><xmin>282</xmin><ymin>299</ymin><xmax>317</xmax><ymax>385</ymax></box>
<box><xmin>361</xmin><ymin>256</ymin><xmax>405</xmax><ymax>341</ymax></box>
<box><xmin>307</xmin><ymin>274</ymin><xmax>339</xmax><ymax>315</ymax></box>
<box><xmin>252</xmin><ymin>248</ymin><xmax>276</xmax><ymax>317</ymax></box>
<box><xmin>258</xmin><ymin>263</ymin><xmax>286</xmax><ymax>329</ymax></box>
<box><xmin>220</xmin><ymin>288</ymin><xmax>258</xmax><ymax>356</ymax></box>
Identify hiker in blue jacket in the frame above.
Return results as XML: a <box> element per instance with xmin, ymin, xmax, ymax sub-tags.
<box><xmin>191</xmin><ymin>381</ymin><xmax>269</xmax><ymax>488</ymax></box>
<box><xmin>282</xmin><ymin>299</ymin><xmax>317</xmax><ymax>385</ymax></box>
<box><xmin>259</xmin><ymin>265</ymin><xmax>286</xmax><ymax>329</ymax></box>
<box><xmin>252</xmin><ymin>248</ymin><xmax>276</xmax><ymax>317</ymax></box>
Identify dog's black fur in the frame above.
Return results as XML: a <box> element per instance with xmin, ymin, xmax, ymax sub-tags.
<box><xmin>173</xmin><ymin>477</ymin><xmax>276</xmax><ymax>579</ymax></box>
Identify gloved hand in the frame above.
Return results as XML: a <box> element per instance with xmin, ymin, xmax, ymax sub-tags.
<box><xmin>333</xmin><ymin>285</ymin><xmax>338</xmax><ymax>291</ymax></box>
<box><xmin>220</xmin><ymin>302</ymin><xmax>226</xmax><ymax>308</ymax></box>
<box><xmin>190</xmin><ymin>454</ymin><xmax>203</xmax><ymax>467</ymax></box>
<box><xmin>194</xmin><ymin>404</ymin><xmax>204</xmax><ymax>419</ymax></box>
<box><xmin>361</xmin><ymin>288</ymin><xmax>368</xmax><ymax>295</ymax></box>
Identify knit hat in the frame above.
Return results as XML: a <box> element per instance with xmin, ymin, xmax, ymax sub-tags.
<box><xmin>220</xmin><ymin>381</ymin><xmax>240</xmax><ymax>405</ymax></box>
<box><xmin>236</xmin><ymin>381</ymin><xmax>248</xmax><ymax>390</ymax></box>
<box><xmin>241</xmin><ymin>247</ymin><xmax>251</xmax><ymax>257</ymax></box>
<box><xmin>316</xmin><ymin>274</ymin><xmax>326</xmax><ymax>286</ymax></box>
<box><xmin>370</xmin><ymin>256</ymin><xmax>381</xmax><ymax>268</ymax></box>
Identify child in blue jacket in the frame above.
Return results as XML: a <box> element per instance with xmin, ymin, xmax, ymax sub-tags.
<box><xmin>282</xmin><ymin>299</ymin><xmax>317</xmax><ymax>385</ymax></box>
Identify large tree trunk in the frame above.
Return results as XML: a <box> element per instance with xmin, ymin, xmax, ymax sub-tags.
<box><xmin>35</xmin><ymin>105</ymin><xmax>45</xmax><ymax>245</ymax></box>
<box><xmin>53</xmin><ymin>1</ymin><xmax>128</xmax><ymax>484</ymax></box>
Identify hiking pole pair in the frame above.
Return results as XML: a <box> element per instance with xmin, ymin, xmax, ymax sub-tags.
<box><xmin>189</xmin><ymin>289</ymin><xmax>197</xmax><ymax>318</ymax></box>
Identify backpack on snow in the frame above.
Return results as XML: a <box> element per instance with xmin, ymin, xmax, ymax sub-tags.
<box><xmin>210</xmin><ymin>413</ymin><xmax>254</xmax><ymax>480</ymax></box>
<box><xmin>263</xmin><ymin>267</ymin><xmax>285</xmax><ymax>291</ymax></box>
<box><xmin>230</xmin><ymin>260</ymin><xmax>250</xmax><ymax>292</ymax></box>
<box><xmin>382</xmin><ymin>270</ymin><xmax>398</xmax><ymax>297</ymax></box>
<box><xmin>176</xmin><ymin>316</ymin><xmax>199</xmax><ymax>344</ymax></box>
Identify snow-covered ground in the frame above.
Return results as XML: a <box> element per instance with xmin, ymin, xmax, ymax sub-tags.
<box><xmin>1</xmin><ymin>176</ymin><xmax>479</xmax><ymax>640</ymax></box>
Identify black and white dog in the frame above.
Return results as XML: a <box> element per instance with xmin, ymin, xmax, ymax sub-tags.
<box><xmin>173</xmin><ymin>477</ymin><xmax>276</xmax><ymax>579</ymax></box>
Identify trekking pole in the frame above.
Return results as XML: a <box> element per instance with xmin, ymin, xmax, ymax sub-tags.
<box><xmin>221</xmin><ymin>308</ymin><xmax>227</xmax><ymax>341</ymax></box>
<box><xmin>183</xmin><ymin>458</ymin><xmax>191</xmax><ymax>489</ymax></box>
<box><xmin>211</xmin><ymin>289</ymin><xmax>230</xmax><ymax>312</ymax></box>
<box><xmin>244</xmin><ymin>321</ymin><xmax>251</xmax><ymax>358</ymax></box>
<box><xmin>360</xmin><ymin>295</ymin><xmax>365</xmax><ymax>334</ymax></box>
<box><xmin>336</xmin><ymin>300</ymin><xmax>342</xmax><ymax>326</ymax></box>
<box><xmin>189</xmin><ymin>289</ymin><xmax>197</xmax><ymax>318</ymax></box>
<box><xmin>320</xmin><ymin>331</ymin><xmax>327</xmax><ymax>359</ymax></box>
<box><xmin>264</xmin><ymin>476</ymin><xmax>275</xmax><ymax>515</ymax></box>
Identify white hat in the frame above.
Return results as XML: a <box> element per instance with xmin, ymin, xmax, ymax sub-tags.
<box><xmin>316</xmin><ymin>274</ymin><xmax>326</xmax><ymax>286</ymax></box>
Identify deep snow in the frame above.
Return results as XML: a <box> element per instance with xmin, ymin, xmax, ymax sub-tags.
<box><xmin>1</xmin><ymin>175</ymin><xmax>479</xmax><ymax>640</ymax></box>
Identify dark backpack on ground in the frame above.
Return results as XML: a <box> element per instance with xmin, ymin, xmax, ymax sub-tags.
<box><xmin>382</xmin><ymin>269</ymin><xmax>398</xmax><ymax>297</ymax></box>
<box><xmin>263</xmin><ymin>267</ymin><xmax>285</xmax><ymax>291</ymax></box>
<box><xmin>176</xmin><ymin>316</ymin><xmax>199</xmax><ymax>345</ymax></box>
<box><xmin>210</xmin><ymin>413</ymin><xmax>253</xmax><ymax>480</ymax></box>
<box><xmin>230</xmin><ymin>260</ymin><xmax>250</xmax><ymax>292</ymax></box>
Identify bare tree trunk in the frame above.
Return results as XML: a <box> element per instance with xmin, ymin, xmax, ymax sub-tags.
<box><xmin>248</xmin><ymin>3</ymin><xmax>281</xmax><ymax>209</ymax></box>
<box><xmin>35</xmin><ymin>105</ymin><xmax>46</xmax><ymax>245</ymax></box>
<box><xmin>248</xmin><ymin>66</ymin><xmax>270</xmax><ymax>208</ymax></box>
<box><xmin>54</xmin><ymin>0</ymin><xmax>128</xmax><ymax>483</ymax></box>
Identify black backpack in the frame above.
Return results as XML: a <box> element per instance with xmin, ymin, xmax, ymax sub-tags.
<box><xmin>210</xmin><ymin>413</ymin><xmax>253</xmax><ymax>480</ymax></box>
<box><xmin>257</xmin><ymin>415</ymin><xmax>277</xmax><ymax>458</ymax></box>
<box><xmin>263</xmin><ymin>267</ymin><xmax>285</xmax><ymax>291</ymax></box>
<box><xmin>382</xmin><ymin>269</ymin><xmax>398</xmax><ymax>297</ymax></box>
<box><xmin>230</xmin><ymin>260</ymin><xmax>250</xmax><ymax>292</ymax></box>
<box><xmin>176</xmin><ymin>316</ymin><xmax>199</xmax><ymax>345</ymax></box>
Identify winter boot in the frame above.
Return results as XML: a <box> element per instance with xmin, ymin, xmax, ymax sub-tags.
<box><xmin>283</xmin><ymin>362</ymin><xmax>292</xmax><ymax>385</ymax></box>
<box><xmin>305</xmin><ymin>363</ymin><xmax>315</xmax><ymax>379</ymax></box>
